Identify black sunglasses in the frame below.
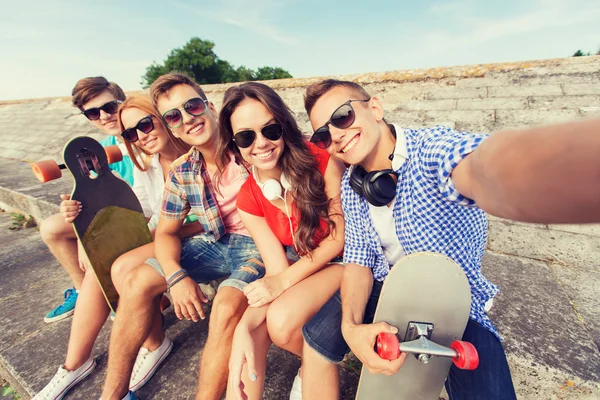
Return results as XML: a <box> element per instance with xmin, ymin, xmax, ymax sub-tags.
<box><xmin>81</xmin><ymin>100</ymin><xmax>122</xmax><ymax>121</ymax></box>
<box><xmin>161</xmin><ymin>97</ymin><xmax>208</xmax><ymax>129</ymax></box>
<box><xmin>310</xmin><ymin>99</ymin><xmax>369</xmax><ymax>149</ymax></box>
<box><xmin>233</xmin><ymin>123</ymin><xmax>283</xmax><ymax>149</ymax></box>
<box><xmin>121</xmin><ymin>115</ymin><xmax>154</xmax><ymax>143</ymax></box>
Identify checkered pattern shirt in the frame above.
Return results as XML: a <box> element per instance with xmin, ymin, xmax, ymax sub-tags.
<box><xmin>342</xmin><ymin>125</ymin><xmax>500</xmax><ymax>338</ymax></box>
<box><xmin>161</xmin><ymin>147</ymin><xmax>249</xmax><ymax>242</ymax></box>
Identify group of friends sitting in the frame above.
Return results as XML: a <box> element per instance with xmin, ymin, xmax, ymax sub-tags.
<box><xmin>34</xmin><ymin>72</ymin><xmax>600</xmax><ymax>400</ymax></box>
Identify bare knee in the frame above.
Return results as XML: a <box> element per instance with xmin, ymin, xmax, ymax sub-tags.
<box><xmin>121</xmin><ymin>266</ymin><xmax>164</xmax><ymax>303</ymax></box>
<box><xmin>40</xmin><ymin>213</ymin><xmax>74</xmax><ymax>243</ymax></box>
<box><xmin>112</xmin><ymin>253</ymin><xmax>136</xmax><ymax>292</ymax></box>
<box><xmin>209</xmin><ymin>289</ymin><xmax>247</xmax><ymax>335</ymax></box>
<box><xmin>266</xmin><ymin>301</ymin><xmax>297</xmax><ymax>347</ymax></box>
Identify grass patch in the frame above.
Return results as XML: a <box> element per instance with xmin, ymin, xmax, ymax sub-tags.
<box><xmin>9</xmin><ymin>212</ymin><xmax>36</xmax><ymax>231</ymax></box>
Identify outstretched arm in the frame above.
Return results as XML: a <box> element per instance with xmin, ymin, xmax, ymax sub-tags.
<box><xmin>453</xmin><ymin>118</ymin><xmax>600</xmax><ymax>223</ymax></box>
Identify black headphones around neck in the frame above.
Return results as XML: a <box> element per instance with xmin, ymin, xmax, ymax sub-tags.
<box><xmin>350</xmin><ymin>166</ymin><xmax>397</xmax><ymax>207</ymax></box>
<box><xmin>349</xmin><ymin>124</ymin><xmax>398</xmax><ymax>207</ymax></box>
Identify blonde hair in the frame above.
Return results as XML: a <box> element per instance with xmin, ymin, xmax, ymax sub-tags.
<box><xmin>117</xmin><ymin>96</ymin><xmax>191</xmax><ymax>171</ymax></box>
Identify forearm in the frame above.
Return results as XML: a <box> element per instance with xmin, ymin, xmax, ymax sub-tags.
<box><xmin>179</xmin><ymin>222</ymin><xmax>203</xmax><ymax>239</ymax></box>
<box><xmin>155</xmin><ymin>231</ymin><xmax>183</xmax><ymax>278</ymax></box>
<box><xmin>341</xmin><ymin>263</ymin><xmax>373</xmax><ymax>330</ymax></box>
<box><xmin>279</xmin><ymin>236</ymin><xmax>343</xmax><ymax>290</ymax></box>
<box><xmin>237</xmin><ymin>304</ymin><xmax>269</xmax><ymax>331</ymax></box>
<box><xmin>462</xmin><ymin>118</ymin><xmax>600</xmax><ymax>223</ymax></box>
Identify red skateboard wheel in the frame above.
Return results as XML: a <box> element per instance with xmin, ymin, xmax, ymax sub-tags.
<box><xmin>376</xmin><ymin>332</ymin><xmax>400</xmax><ymax>360</ymax></box>
<box><xmin>105</xmin><ymin>145</ymin><xmax>123</xmax><ymax>164</ymax></box>
<box><xmin>31</xmin><ymin>160</ymin><xmax>62</xmax><ymax>183</ymax></box>
<box><xmin>451</xmin><ymin>340</ymin><xmax>479</xmax><ymax>370</ymax></box>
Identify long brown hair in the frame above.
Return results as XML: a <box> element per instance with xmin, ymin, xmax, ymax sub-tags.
<box><xmin>217</xmin><ymin>82</ymin><xmax>335</xmax><ymax>256</ymax></box>
<box><xmin>117</xmin><ymin>96</ymin><xmax>191</xmax><ymax>171</ymax></box>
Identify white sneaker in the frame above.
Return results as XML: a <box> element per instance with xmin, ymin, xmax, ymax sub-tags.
<box><xmin>33</xmin><ymin>357</ymin><xmax>96</xmax><ymax>400</ymax></box>
<box><xmin>129</xmin><ymin>336</ymin><xmax>173</xmax><ymax>392</ymax></box>
<box><xmin>289</xmin><ymin>368</ymin><xmax>302</xmax><ymax>400</ymax></box>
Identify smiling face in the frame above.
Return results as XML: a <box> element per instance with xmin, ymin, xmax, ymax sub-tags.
<box><xmin>155</xmin><ymin>84</ymin><xmax>219</xmax><ymax>151</ymax></box>
<box><xmin>230</xmin><ymin>98</ymin><xmax>284</xmax><ymax>173</ymax></box>
<box><xmin>81</xmin><ymin>90</ymin><xmax>121</xmax><ymax>136</ymax></box>
<box><xmin>120</xmin><ymin>106</ymin><xmax>170</xmax><ymax>155</ymax></box>
<box><xmin>309</xmin><ymin>86</ymin><xmax>385</xmax><ymax>168</ymax></box>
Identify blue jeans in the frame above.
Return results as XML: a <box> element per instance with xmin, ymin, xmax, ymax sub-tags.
<box><xmin>445</xmin><ymin>320</ymin><xmax>517</xmax><ymax>400</ymax></box>
<box><xmin>146</xmin><ymin>233</ymin><xmax>265</xmax><ymax>292</ymax></box>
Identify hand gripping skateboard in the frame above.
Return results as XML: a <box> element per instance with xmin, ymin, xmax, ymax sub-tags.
<box><xmin>32</xmin><ymin>136</ymin><xmax>152</xmax><ymax>312</ymax></box>
<box><xmin>355</xmin><ymin>252</ymin><xmax>479</xmax><ymax>400</ymax></box>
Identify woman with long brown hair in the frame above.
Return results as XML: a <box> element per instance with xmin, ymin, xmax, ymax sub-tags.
<box><xmin>218</xmin><ymin>82</ymin><xmax>346</xmax><ymax>400</ymax></box>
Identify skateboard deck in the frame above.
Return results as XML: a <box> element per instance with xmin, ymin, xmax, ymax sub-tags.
<box><xmin>355</xmin><ymin>252</ymin><xmax>475</xmax><ymax>400</ymax></box>
<box><xmin>51</xmin><ymin>137</ymin><xmax>151</xmax><ymax>312</ymax></box>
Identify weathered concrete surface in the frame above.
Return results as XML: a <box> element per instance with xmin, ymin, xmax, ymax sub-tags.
<box><xmin>0</xmin><ymin>157</ymin><xmax>70</xmax><ymax>221</ymax></box>
<box><xmin>0</xmin><ymin>210</ymin><xmax>598</xmax><ymax>399</ymax></box>
<box><xmin>0</xmin><ymin>211</ymin><xmax>359</xmax><ymax>400</ymax></box>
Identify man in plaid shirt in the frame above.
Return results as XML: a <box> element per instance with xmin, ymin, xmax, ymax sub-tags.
<box><xmin>101</xmin><ymin>73</ymin><xmax>264</xmax><ymax>400</ymax></box>
<box><xmin>298</xmin><ymin>79</ymin><xmax>600</xmax><ymax>400</ymax></box>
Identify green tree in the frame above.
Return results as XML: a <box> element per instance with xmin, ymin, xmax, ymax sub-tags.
<box><xmin>572</xmin><ymin>49</ymin><xmax>591</xmax><ymax>57</ymax></box>
<box><xmin>141</xmin><ymin>37</ymin><xmax>292</xmax><ymax>87</ymax></box>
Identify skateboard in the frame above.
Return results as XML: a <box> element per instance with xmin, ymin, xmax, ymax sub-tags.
<box><xmin>31</xmin><ymin>136</ymin><xmax>152</xmax><ymax>312</ymax></box>
<box><xmin>355</xmin><ymin>252</ymin><xmax>479</xmax><ymax>400</ymax></box>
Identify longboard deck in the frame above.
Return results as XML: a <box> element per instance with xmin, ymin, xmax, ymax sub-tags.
<box><xmin>62</xmin><ymin>137</ymin><xmax>151</xmax><ymax>312</ymax></box>
<box><xmin>356</xmin><ymin>252</ymin><xmax>471</xmax><ymax>400</ymax></box>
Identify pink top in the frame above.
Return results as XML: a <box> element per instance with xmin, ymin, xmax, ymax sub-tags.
<box><xmin>210</xmin><ymin>156</ymin><xmax>249</xmax><ymax>236</ymax></box>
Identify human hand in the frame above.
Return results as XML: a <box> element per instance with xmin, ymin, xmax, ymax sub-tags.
<box><xmin>59</xmin><ymin>194</ymin><xmax>82</xmax><ymax>223</ymax></box>
<box><xmin>170</xmin><ymin>276</ymin><xmax>209</xmax><ymax>322</ymax></box>
<box><xmin>243</xmin><ymin>275</ymin><xmax>286</xmax><ymax>308</ymax></box>
<box><xmin>228</xmin><ymin>326</ymin><xmax>258</xmax><ymax>400</ymax></box>
<box><xmin>342</xmin><ymin>321</ymin><xmax>406</xmax><ymax>375</ymax></box>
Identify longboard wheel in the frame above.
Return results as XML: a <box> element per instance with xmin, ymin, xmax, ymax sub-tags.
<box><xmin>376</xmin><ymin>332</ymin><xmax>400</xmax><ymax>360</ymax></box>
<box><xmin>105</xmin><ymin>145</ymin><xmax>123</xmax><ymax>164</ymax></box>
<box><xmin>451</xmin><ymin>340</ymin><xmax>479</xmax><ymax>370</ymax></box>
<box><xmin>31</xmin><ymin>160</ymin><xmax>62</xmax><ymax>182</ymax></box>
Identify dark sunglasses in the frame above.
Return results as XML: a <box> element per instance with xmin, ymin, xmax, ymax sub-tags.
<box><xmin>309</xmin><ymin>99</ymin><xmax>369</xmax><ymax>149</ymax></box>
<box><xmin>81</xmin><ymin>100</ymin><xmax>122</xmax><ymax>121</ymax></box>
<box><xmin>161</xmin><ymin>97</ymin><xmax>208</xmax><ymax>129</ymax></box>
<box><xmin>121</xmin><ymin>115</ymin><xmax>154</xmax><ymax>143</ymax></box>
<box><xmin>233</xmin><ymin>123</ymin><xmax>283</xmax><ymax>149</ymax></box>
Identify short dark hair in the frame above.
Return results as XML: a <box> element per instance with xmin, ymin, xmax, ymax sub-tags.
<box><xmin>149</xmin><ymin>72</ymin><xmax>208</xmax><ymax>107</ymax></box>
<box><xmin>71</xmin><ymin>77</ymin><xmax>125</xmax><ymax>110</ymax></box>
<box><xmin>304</xmin><ymin>79</ymin><xmax>371</xmax><ymax>116</ymax></box>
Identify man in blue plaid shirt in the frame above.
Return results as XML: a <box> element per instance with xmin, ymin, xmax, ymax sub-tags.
<box><xmin>298</xmin><ymin>79</ymin><xmax>600</xmax><ymax>400</ymax></box>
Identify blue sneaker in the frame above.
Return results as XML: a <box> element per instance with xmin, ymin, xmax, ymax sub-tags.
<box><xmin>44</xmin><ymin>288</ymin><xmax>78</xmax><ymax>323</ymax></box>
<box><xmin>127</xmin><ymin>391</ymin><xmax>137</xmax><ymax>399</ymax></box>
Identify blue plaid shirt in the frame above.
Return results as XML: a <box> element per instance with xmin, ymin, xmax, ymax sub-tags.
<box><xmin>342</xmin><ymin>125</ymin><xmax>500</xmax><ymax>338</ymax></box>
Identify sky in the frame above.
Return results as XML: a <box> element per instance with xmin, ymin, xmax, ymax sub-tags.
<box><xmin>0</xmin><ymin>0</ymin><xmax>599</xmax><ymax>100</ymax></box>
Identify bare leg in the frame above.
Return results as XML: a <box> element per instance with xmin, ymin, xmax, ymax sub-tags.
<box><xmin>267</xmin><ymin>264</ymin><xmax>343</xmax><ymax>356</ymax></box>
<box><xmin>101</xmin><ymin>262</ymin><xmax>166</xmax><ymax>400</ymax></box>
<box><xmin>64</xmin><ymin>269</ymin><xmax>110</xmax><ymax>370</ymax></box>
<box><xmin>40</xmin><ymin>213</ymin><xmax>83</xmax><ymax>289</ymax></box>
<box><xmin>196</xmin><ymin>287</ymin><xmax>248</xmax><ymax>400</ymax></box>
<box><xmin>225</xmin><ymin>322</ymin><xmax>271</xmax><ymax>400</ymax></box>
<box><xmin>303</xmin><ymin>344</ymin><xmax>339</xmax><ymax>400</ymax></box>
<box><xmin>111</xmin><ymin>243</ymin><xmax>164</xmax><ymax>351</ymax></box>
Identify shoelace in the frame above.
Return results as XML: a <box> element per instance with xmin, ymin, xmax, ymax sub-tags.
<box><xmin>53</xmin><ymin>290</ymin><xmax>75</xmax><ymax>313</ymax></box>
<box><xmin>39</xmin><ymin>368</ymin><xmax>68</xmax><ymax>396</ymax></box>
<box><xmin>131</xmin><ymin>348</ymin><xmax>150</xmax><ymax>379</ymax></box>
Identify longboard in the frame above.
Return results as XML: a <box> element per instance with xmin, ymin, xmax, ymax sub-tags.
<box><xmin>355</xmin><ymin>252</ymin><xmax>478</xmax><ymax>400</ymax></box>
<box><xmin>33</xmin><ymin>136</ymin><xmax>151</xmax><ymax>311</ymax></box>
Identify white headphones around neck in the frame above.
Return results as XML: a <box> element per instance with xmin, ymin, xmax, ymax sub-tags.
<box><xmin>252</xmin><ymin>165</ymin><xmax>297</xmax><ymax>251</ymax></box>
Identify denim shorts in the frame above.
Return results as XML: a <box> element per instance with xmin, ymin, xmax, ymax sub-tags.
<box><xmin>302</xmin><ymin>279</ymin><xmax>383</xmax><ymax>363</ymax></box>
<box><xmin>145</xmin><ymin>232</ymin><xmax>265</xmax><ymax>292</ymax></box>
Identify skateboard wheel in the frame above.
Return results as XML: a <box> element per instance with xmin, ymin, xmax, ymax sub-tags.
<box><xmin>31</xmin><ymin>160</ymin><xmax>62</xmax><ymax>182</ymax></box>
<box><xmin>451</xmin><ymin>340</ymin><xmax>479</xmax><ymax>370</ymax></box>
<box><xmin>105</xmin><ymin>145</ymin><xmax>123</xmax><ymax>164</ymax></box>
<box><xmin>376</xmin><ymin>332</ymin><xmax>400</xmax><ymax>360</ymax></box>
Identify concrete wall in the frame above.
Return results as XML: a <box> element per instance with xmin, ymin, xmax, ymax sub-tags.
<box><xmin>0</xmin><ymin>56</ymin><xmax>599</xmax><ymax>269</ymax></box>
